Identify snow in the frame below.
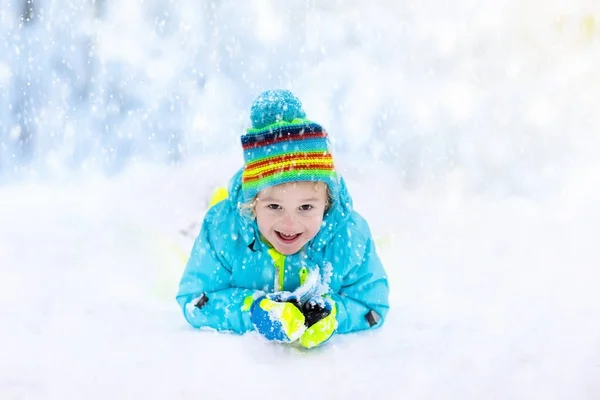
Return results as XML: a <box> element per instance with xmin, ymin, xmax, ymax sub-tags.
<box><xmin>1</xmin><ymin>0</ymin><xmax>600</xmax><ymax>398</ymax></box>
<box><xmin>1</xmin><ymin>157</ymin><xmax>599</xmax><ymax>399</ymax></box>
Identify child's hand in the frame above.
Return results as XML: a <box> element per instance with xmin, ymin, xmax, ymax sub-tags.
<box><xmin>298</xmin><ymin>296</ymin><xmax>338</xmax><ymax>349</ymax></box>
<box><xmin>251</xmin><ymin>294</ymin><xmax>306</xmax><ymax>343</ymax></box>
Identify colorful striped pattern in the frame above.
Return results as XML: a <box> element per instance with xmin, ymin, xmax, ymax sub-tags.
<box><xmin>240</xmin><ymin>119</ymin><xmax>337</xmax><ymax>201</ymax></box>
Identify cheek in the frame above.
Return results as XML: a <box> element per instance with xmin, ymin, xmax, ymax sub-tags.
<box><xmin>255</xmin><ymin>213</ymin><xmax>266</xmax><ymax>229</ymax></box>
<box><xmin>256</xmin><ymin>211</ymin><xmax>274</xmax><ymax>231</ymax></box>
<box><xmin>304</xmin><ymin>216</ymin><xmax>324</xmax><ymax>236</ymax></box>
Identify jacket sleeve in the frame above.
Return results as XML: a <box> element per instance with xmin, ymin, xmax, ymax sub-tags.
<box><xmin>331</xmin><ymin>221</ymin><xmax>390</xmax><ymax>334</ymax></box>
<box><xmin>175</xmin><ymin>206</ymin><xmax>257</xmax><ymax>334</ymax></box>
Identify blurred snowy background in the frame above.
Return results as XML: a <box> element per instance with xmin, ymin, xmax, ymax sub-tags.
<box><xmin>1</xmin><ymin>0</ymin><xmax>599</xmax><ymax>195</ymax></box>
<box><xmin>1</xmin><ymin>0</ymin><xmax>599</xmax><ymax>399</ymax></box>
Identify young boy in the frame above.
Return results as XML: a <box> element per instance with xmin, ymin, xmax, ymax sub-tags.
<box><xmin>176</xmin><ymin>89</ymin><xmax>389</xmax><ymax>348</ymax></box>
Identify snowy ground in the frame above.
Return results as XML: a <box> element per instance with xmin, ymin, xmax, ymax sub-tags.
<box><xmin>1</xmin><ymin>157</ymin><xmax>599</xmax><ymax>399</ymax></box>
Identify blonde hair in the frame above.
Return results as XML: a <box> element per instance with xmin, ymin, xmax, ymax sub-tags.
<box><xmin>239</xmin><ymin>181</ymin><xmax>332</xmax><ymax>219</ymax></box>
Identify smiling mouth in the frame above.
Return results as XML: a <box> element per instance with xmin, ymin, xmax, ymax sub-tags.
<box><xmin>275</xmin><ymin>231</ymin><xmax>302</xmax><ymax>243</ymax></box>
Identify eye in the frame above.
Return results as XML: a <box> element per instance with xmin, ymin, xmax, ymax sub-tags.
<box><xmin>299</xmin><ymin>204</ymin><xmax>313</xmax><ymax>211</ymax></box>
<box><xmin>267</xmin><ymin>204</ymin><xmax>282</xmax><ymax>210</ymax></box>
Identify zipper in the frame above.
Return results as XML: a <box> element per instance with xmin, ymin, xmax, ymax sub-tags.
<box><xmin>267</xmin><ymin>248</ymin><xmax>285</xmax><ymax>292</ymax></box>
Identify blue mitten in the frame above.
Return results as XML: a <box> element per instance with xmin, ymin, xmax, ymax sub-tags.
<box><xmin>251</xmin><ymin>292</ymin><xmax>306</xmax><ymax>342</ymax></box>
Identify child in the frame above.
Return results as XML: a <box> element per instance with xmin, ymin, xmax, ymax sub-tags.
<box><xmin>176</xmin><ymin>89</ymin><xmax>389</xmax><ymax>348</ymax></box>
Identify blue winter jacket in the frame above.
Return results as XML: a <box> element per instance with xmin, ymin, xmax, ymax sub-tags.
<box><xmin>176</xmin><ymin>168</ymin><xmax>389</xmax><ymax>334</ymax></box>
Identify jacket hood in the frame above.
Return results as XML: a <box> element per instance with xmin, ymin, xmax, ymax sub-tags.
<box><xmin>226</xmin><ymin>167</ymin><xmax>354</xmax><ymax>253</ymax></box>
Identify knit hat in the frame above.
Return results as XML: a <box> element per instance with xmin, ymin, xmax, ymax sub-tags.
<box><xmin>240</xmin><ymin>89</ymin><xmax>338</xmax><ymax>202</ymax></box>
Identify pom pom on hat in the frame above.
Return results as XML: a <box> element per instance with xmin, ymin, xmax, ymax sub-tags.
<box><xmin>250</xmin><ymin>89</ymin><xmax>307</xmax><ymax>129</ymax></box>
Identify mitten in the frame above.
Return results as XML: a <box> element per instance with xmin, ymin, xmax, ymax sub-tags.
<box><xmin>298</xmin><ymin>296</ymin><xmax>338</xmax><ymax>349</ymax></box>
<box><xmin>251</xmin><ymin>293</ymin><xmax>306</xmax><ymax>342</ymax></box>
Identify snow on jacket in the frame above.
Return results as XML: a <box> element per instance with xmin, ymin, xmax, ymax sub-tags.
<box><xmin>176</xmin><ymin>168</ymin><xmax>389</xmax><ymax>334</ymax></box>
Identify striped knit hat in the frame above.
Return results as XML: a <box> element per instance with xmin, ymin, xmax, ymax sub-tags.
<box><xmin>240</xmin><ymin>89</ymin><xmax>337</xmax><ymax>202</ymax></box>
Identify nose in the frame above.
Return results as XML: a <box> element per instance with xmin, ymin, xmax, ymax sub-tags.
<box><xmin>281</xmin><ymin>212</ymin><xmax>295</xmax><ymax>228</ymax></box>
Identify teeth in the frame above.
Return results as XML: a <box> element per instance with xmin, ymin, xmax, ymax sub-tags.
<box><xmin>280</xmin><ymin>232</ymin><xmax>297</xmax><ymax>238</ymax></box>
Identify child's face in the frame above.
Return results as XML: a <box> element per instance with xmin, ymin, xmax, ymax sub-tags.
<box><xmin>255</xmin><ymin>181</ymin><xmax>328</xmax><ymax>255</ymax></box>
